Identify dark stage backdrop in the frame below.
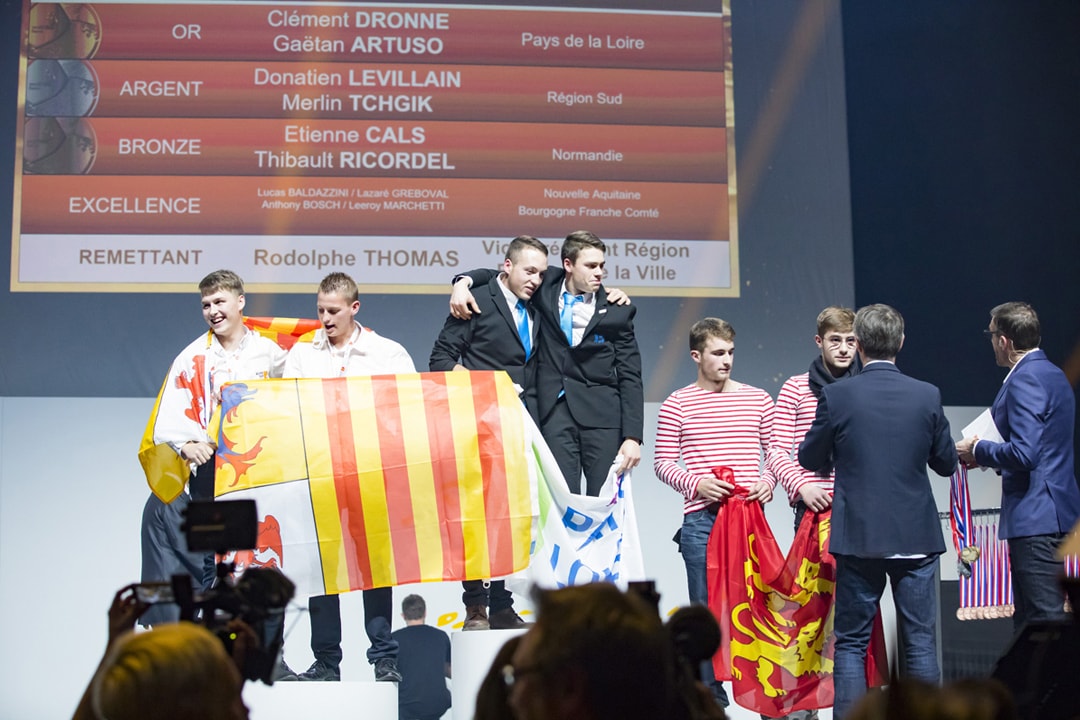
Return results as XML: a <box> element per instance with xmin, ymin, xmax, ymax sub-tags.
<box><xmin>842</xmin><ymin>1</ymin><xmax>1080</xmax><ymax>405</ymax></box>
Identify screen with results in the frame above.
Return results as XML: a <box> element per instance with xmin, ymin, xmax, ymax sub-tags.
<box><xmin>14</xmin><ymin>0</ymin><xmax>736</xmax><ymax>295</ymax></box>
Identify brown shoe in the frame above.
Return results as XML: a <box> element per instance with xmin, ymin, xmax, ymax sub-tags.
<box><xmin>463</xmin><ymin>605</ymin><xmax>490</xmax><ymax>630</ymax></box>
<box><xmin>489</xmin><ymin>607</ymin><xmax>531</xmax><ymax>630</ymax></box>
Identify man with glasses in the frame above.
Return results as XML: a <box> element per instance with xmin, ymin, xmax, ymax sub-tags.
<box><xmin>956</xmin><ymin>302</ymin><xmax>1080</xmax><ymax>632</ymax></box>
<box><xmin>768</xmin><ymin>306</ymin><xmax>859</xmax><ymax>531</ymax></box>
<box><xmin>765</xmin><ymin>306</ymin><xmax>859</xmax><ymax>719</ymax></box>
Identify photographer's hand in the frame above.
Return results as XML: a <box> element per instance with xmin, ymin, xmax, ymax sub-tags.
<box><xmin>108</xmin><ymin>584</ymin><xmax>149</xmax><ymax>648</ymax></box>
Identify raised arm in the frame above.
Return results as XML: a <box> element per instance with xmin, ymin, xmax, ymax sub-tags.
<box><xmin>449</xmin><ymin>268</ymin><xmax>499</xmax><ymax>319</ymax></box>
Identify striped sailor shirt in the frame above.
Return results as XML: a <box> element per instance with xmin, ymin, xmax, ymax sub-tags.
<box><xmin>654</xmin><ymin>382</ymin><xmax>775</xmax><ymax>515</ymax></box>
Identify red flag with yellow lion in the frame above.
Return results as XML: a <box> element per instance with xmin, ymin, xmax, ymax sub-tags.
<box><xmin>708</xmin><ymin>487</ymin><xmax>888</xmax><ymax>715</ymax></box>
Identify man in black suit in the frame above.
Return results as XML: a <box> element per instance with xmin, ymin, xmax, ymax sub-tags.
<box><xmin>798</xmin><ymin>304</ymin><xmax>957</xmax><ymax>719</ymax></box>
<box><xmin>452</xmin><ymin>231</ymin><xmax>643</xmax><ymax>496</ymax></box>
<box><xmin>429</xmin><ymin>235</ymin><xmax>547</xmax><ymax>630</ymax></box>
<box><xmin>431</xmin><ymin>235</ymin><xmax>546</xmax><ymax>421</ymax></box>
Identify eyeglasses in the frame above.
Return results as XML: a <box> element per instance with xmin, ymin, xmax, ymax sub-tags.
<box><xmin>983</xmin><ymin>329</ymin><xmax>1001</xmax><ymax>338</ymax></box>
<box><xmin>501</xmin><ymin>663</ymin><xmax>544</xmax><ymax>688</ymax></box>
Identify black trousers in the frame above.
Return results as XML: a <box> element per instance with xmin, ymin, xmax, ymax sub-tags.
<box><xmin>541</xmin><ymin>397</ymin><xmax>621</xmax><ymax>496</ymax></box>
<box><xmin>309</xmin><ymin>587</ymin><xmax>398</xmax><ymax>666</ymax></box>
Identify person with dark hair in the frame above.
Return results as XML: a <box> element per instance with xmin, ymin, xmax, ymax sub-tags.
<box><xmin>473</xmin><ymin>635</ymin><xmax>522</xmax><ymax>720</ymax></box>
<box><xmin>799</xmin><ymin>304</ymin><xmax>957</xmax><ymax>719</ymax></box>
<box><xmin>846</xmin><ymin>678</ymin><xmax>1018</xmax><ymax>720</ymax></box>
<box><xmin>450</xmin><ymin>230</ymin><xmax>642</xmax><ymax>497</ymax></box>
<box><xmin>139</xmin><ymin>270</ymin><xmax>287</xmax><ymax>636</ymax></box>
<box><xmin>392</xmin><ymin>594</ymin><xmax>452</xmax><ymax>720</ymax></box>
<box><xmin>654</xmin><ymin>317</ymin><xmax>776</xmax><ymax>709</ymax></box>
<box><xmin>505</xmin><ymin>583</ymin><xmax>676</xmax><ymax>720</ymax></box>
<box><xmin>284</xmin><ymin>272</ymin><xmax>415</xmax><ymax>683</ymax></box>
<box><xmin>430</xmin><ymin>235</ymin><xmax>547</xmax><ymax>630</ymax></box>
<box><xmin>956</xmin><ymin>302</ymin><xmax>1080</xmax><ymax>631</ymax></box>
<box><xmin>666</xmin><ymin>605</ymin><xmax>728</xmax><ymax>720</ymax></box>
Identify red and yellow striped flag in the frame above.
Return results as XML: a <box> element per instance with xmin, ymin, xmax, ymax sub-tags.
<box><xmin>212</xmin><ymin>371</ymin><xmax>535</xmax><ymax>595</ymax></box>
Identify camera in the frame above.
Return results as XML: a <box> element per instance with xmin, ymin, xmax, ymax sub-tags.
<box><xmin>167</xmin><ymin>499</ymin><xmax>295</xmax><ymax>685</ymax></box>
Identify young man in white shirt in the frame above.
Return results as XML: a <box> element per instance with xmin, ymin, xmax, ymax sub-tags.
<box><xmin>140</xmin><ymin>270</ymin><xmax>287</xmax><ymax>631</ymax></box>
<box><xmin>285</xmin><ymin>272</ymin><xmax>415</xmax><ymax>683</ymax></box>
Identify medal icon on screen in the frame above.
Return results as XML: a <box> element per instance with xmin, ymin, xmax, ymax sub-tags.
<box><xmin>23</xmin><ymin>116</ymin><xmax>97</xmax><ymax>175</ymax></box>
<box><xmin>26</xmin><ymin>3</ymin><xmax>102</xmax><ymax>59</ymax></box>
<box><xmin>26</xmin><ymin>58</ymin><xmax>100</xmax><ymax>117</ymax></box>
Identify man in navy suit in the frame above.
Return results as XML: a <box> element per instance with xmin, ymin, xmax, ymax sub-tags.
<box><xmin>452</xmin><ymin>231</ymin><xmax>643</xmax><ymax>496</ymax></box>
<box><xmin>429</xmin><ymin>235</ymin><xmax>547</xmax><ymax>630</ymax></box>
<box><xmin>956</xmin><ymin>302</ymin><xmax>1080</xmax><ymax>632</ymax></box>
<box><xmin>799</xmin><ymin>304</ymin><xmax>957</xmax><ymax>719</ymax></box>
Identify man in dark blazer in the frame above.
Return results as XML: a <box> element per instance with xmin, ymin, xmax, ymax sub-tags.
<box><xmin>452</xmin><ymin>231</ymin><xmax>643</xmax><ymax>496</ymax></box>
<box><xmin>430</xmin><ymin>235</ymin><xmax>546</xmax><ymax>422</ymax></box>
<box><xmin>957</xmin><ymin>302</ymin><xmax>1080</xmax><ymax>632</ymax></box>
<box><xmin>429</xmin><ymin>234</ymin><xmax>548</xmax><ymax>631</ymax></box>
<box><xmin>799</xmin><ymin>304</ymin><xmax>957</xmax><ymax>720</ymax></box>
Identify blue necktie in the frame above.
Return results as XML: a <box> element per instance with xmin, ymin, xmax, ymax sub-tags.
<box><xmin>515</xmin><ymin>299</ymin><xmax>531</xmax><ymax>359</ymax></box>
<box><xmin>560</xmin><ymin>292</ymin><xmax>581</xmax><ymax>345</ymax></box>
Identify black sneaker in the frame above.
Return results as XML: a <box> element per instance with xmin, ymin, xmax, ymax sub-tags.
<box><xmin>374</xmin><ymin>658</ymin><xmax>402</xmax><ymax>683</ymax></box>
<box><xmin>298</xmin><ymin>659</ymin><xmax>341</xmax><ymax>681</ymax></box>
<box><xmin>273</xmin><ymin>657</ymin><xmax>299</xmax><ymax>682</ymax></box>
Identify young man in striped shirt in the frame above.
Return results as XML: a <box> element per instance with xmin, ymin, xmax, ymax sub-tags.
<box><xmin>767</xmin><ymin>306</ymin><xmax>858</xmax><ymax>530</ymax></box>
<box><xmin>654</xmin><ymin>317</ymin><xmax>776</xmax><ymax>709</ymax></box>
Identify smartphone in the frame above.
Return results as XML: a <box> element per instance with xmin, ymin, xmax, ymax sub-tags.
<box><xmin>134</xmin><ymin>581</ymin><xmax>175</xmax><ymax>604</ymax></box>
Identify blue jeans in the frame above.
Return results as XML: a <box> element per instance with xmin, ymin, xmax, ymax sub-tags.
<box><xmin>832</xmin><ymin>554</ymin><xmax>940</xmax><ymax>720</ymax></box>
<box><xmin>1008</xmin><ymin>533</ymin><xmax>1069</xmax><ymax>632</ymax></box>
<box><xmin>677</xmin><ymin>508</ymin><xmax>729</xmax><ymax>707</ymax></box>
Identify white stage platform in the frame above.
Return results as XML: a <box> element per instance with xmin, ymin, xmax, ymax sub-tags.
<box><xmin>245</xmin><ymin>681</ymin><xmax>399</xmax><ymax>719</ymax></box>
<box><xmin>451</xmin><ymin>628</ymin><xmax>527</xmax><ymax>720</ymax></box>
<box><xmin>243</xmin><ymin>629</ymin><xmax>523</xmax><ymax>720</ymax></box>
